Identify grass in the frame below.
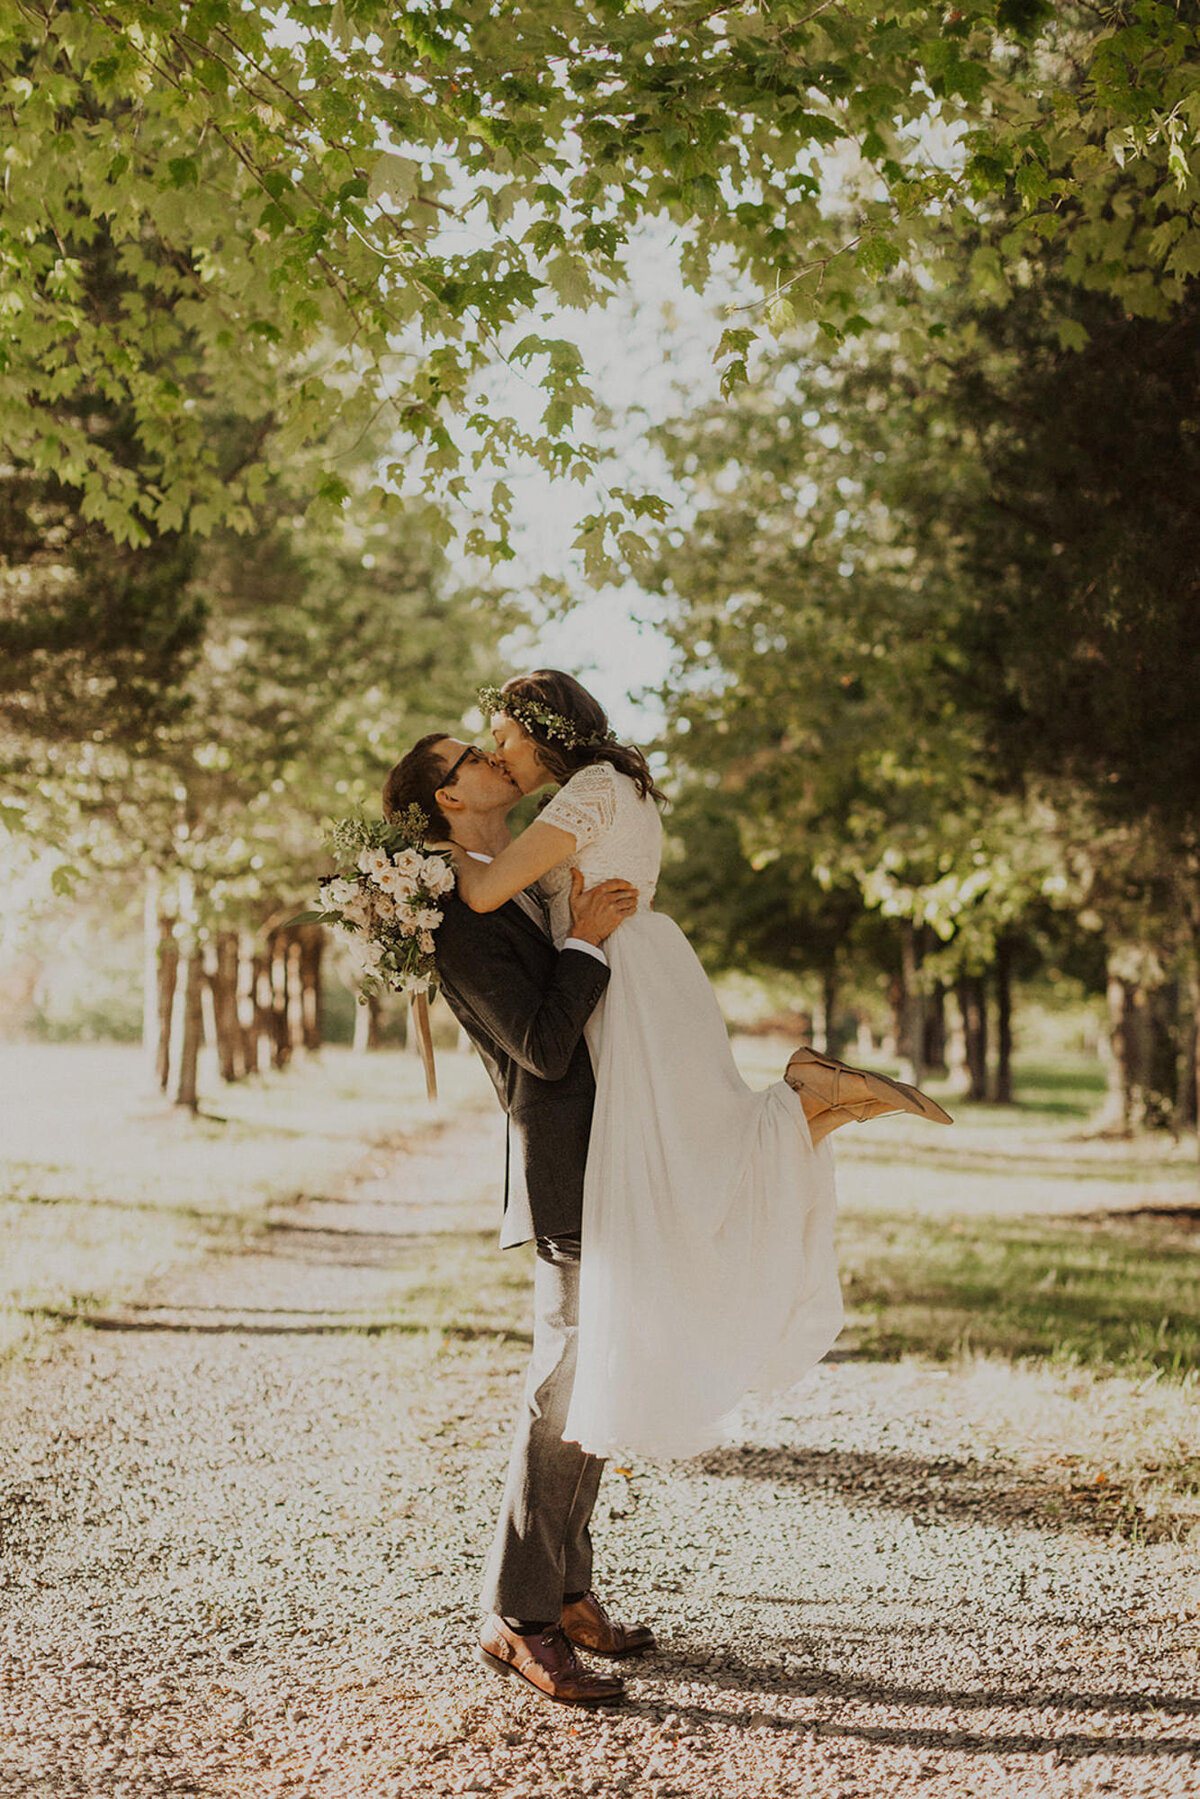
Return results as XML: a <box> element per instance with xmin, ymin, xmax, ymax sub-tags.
<box><xmin>836</xmin><ymin>1207</ymin><xmax>1200</xmax><ymax>1379</ymax></box>
<box><xmin>821</xmin><ymin>1055</ymin><xmax>1200</xmax><ymax>1382</ymax></box>
<box><xmin>1001</xmin><ymin>1057</ymin><xmax>1108</xmax><ymax>1118</ymax></box>
<box><xmin>773</xmin><ymin>1052</ymin><xmax>1200</xmax><ymax>1380</ymax></box>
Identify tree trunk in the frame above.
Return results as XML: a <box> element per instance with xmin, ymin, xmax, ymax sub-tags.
<box><xmin>174</xmin><ymin>949</ymin><xmax>205</xmax><ymax>1112</ymax></box>
<box><xmin>922</xmin><ymin>981</ymin><xmax>948</xmax><ymax>1076</ymax></box>
<box><xmin>1102</xmin><ymin>965</ymin><xmax>1185</xmax><ymax>1133</ymax></box>
<box><xmin>1188</xmin><ymin>969</ymin><xmax>1200</xmax><ymax>1151</ymax></box>
<box><xmin>1178</xmin><ymin>1009</ymin><xmax>1198</xmax><ymax>1133</ymax></box>
<box><xmin>353</xmin><ymin>991</ymin><xmax>382</xmax><ymax>1053</ymax></box>
<box><xmin>817</xmin><ymin>964</ymin><xmax>838</xmax><ymax>1056</ymax></box>
<box><xmin>1146</xmin><ymin>979</ymin><xmax>1181</xmax><ymax>1133</ymax></box>
<box><xmin>143</xmin><ymin>873</ymin><xmax>159</xmax><ymax>1083</ymax></box>
<box><xmin>897</xmin><ymin>920</ymin><xmax>924</xmax><ymax>1085</ymax></box>
<box><xmin>1105</xmin><ymin>969</ymin><xmax>1137</xmax><ymax>1135</ymax></box>
<box><xmin>1183</xmin><ymin>869</ymin><xmax>1200</xmax><ymax>1169</ymax></box>
<box><xmin>155</xmin><ymin>913</ymin><xmax>179</xmax><ymax>1095</ymax></box>
<box><xmin>298</xmin><ymin>925</ymin><xmax>324</xmax><ymax>1051</ymax></box>
<box><xmin>992</xmin><ymin>937</ymin><xmax>1015</xmax><ymax>1105</ymax></box>
<box><xmin>236</xmin><ymin>932</ymin><xmax>257</xmax><ymax>1074</ymax></box>
<box><xmin>268</xmin><ymin>930</ymin><xmax>292</xmax><ymax>1069</ymax></box>
<box><xmin>286</xmin><ymin>935</ymin><xmax>305</xmax><ymax>1056</ymax></box>
<box><xmin>210</xmin><ymin>930</ymin><xmax>244</xmax><ymax>1083</ymax></box>
<box><xmin>249</xmin><ymin>950</ymin><xmax>274</xmax><ymax>1075</ymax></box>
<box><xmin>957</xmin><ymin>975</ymin><xmax>988</xmax><ymax>1102</ymax></box>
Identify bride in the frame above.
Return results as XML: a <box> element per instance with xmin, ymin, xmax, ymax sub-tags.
<box><xmin>452</xmin><ymin>670</ymin><xmax>950</xmax><ymax>1460</ymax></box>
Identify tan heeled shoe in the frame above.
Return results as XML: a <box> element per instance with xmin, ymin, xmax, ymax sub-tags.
<box><xmin>785</xmin><ymin>1045</ymin><xmax>953</xmax><ymax>1143</ymax></box>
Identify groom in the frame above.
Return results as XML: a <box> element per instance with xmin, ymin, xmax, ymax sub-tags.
<box><xmin>383</xmin><ymin>733</ymin><xmax>654</xmax><ymax>1707</ymax></box>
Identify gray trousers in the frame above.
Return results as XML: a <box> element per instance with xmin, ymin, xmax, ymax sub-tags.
<box><xmin>479</xmin><ymin>1236</ymin><xmax>605</xmax><ymax>1622</ymax></box>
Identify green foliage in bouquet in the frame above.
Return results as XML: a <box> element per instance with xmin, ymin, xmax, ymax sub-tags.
<box><xmin>326</xmin><ymin>805</ymin><xmax>429</xmax><ymax>872</ymax></box>
<box><xmin>300</xmin><ymin>809</ymin><xmax>456</xmax><ymax>1000</ymax></box>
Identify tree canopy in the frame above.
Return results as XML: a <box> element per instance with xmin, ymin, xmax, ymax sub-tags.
<box><xmin>3</xmin><ymin>1</ymin><xmax>1198</xmax><ymax>555</ymax></box>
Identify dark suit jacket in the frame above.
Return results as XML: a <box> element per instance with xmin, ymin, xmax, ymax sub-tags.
<box><xmin>434</xmin><ymin>891</ymin><xmax>609</xmax><ymax>1248</ymax></box>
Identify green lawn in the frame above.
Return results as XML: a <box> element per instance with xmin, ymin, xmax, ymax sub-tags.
<box><xmin>728</xmin><ymin>1042</ymin><xmax>1200</xmax><ymax>1380</ymax></box>
<box><xmin>837</xmin><ymin>1207</ymin><xmax>1200</xmax><ymax>1379</ymax></box>
<box><xmin>835</xmin><ymin>1061</ymin><xmax>1200</xmax><ymax>1380</ymax></box>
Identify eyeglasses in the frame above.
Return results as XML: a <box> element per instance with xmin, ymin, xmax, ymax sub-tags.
<box><xmin>442</xmin><ymin>743</ymin><xmax>489</xmax><ymax>784</ymax></box>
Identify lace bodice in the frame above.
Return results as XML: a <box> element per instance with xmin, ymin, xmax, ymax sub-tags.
<box><xmin>536</xmin><ymin>763</ymin><xmax>663</xmax><ymax>945</ymax></box>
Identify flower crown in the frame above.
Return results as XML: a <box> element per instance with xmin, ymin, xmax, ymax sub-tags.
<box><xmin>478</xmin><ymin>684</ymin><xmax>616</xmax><ymax>752</ymax></box>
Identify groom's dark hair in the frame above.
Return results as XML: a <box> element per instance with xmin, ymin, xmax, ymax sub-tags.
<box><xmin>382</xmin><ymin>733</ymin><xmax>452</xmax><ymax>838</ymax></box>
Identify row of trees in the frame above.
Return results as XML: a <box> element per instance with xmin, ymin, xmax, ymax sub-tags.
<box><xmin>4</xmin><ymin>4</ymin><xmax>1199</xmax><ymax>1126</ymax></box>
<box><xmin>147</xmin><ymin>903</ymin><xmax>326</xmax><ymax>1107</ymax></box>
<box><xmin>649</xmin><ymin>11</ymin><xmax>1200</xmax><ymax>1134</ymax></box>
<box><xmin>3</xmin><ymin>424</ymin><xmax>509</xmax><ymax>1097</ymax></box>
<box><xmin>0</xmin><ymin>211</ymin><xmax>510</xmax><ymax>1103</ymax></box>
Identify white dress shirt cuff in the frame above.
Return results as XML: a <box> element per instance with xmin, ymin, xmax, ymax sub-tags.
<box><xmin>562</xmin><ymin>936</ymin><xmax>608</xmax><ymax>966</ymax></box>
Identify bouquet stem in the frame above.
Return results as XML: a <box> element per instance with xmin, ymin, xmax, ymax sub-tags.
<box><xmin>413</xmin><ymin>991</ymin><xmax>438</xmax><ymax>1102</ymax></box>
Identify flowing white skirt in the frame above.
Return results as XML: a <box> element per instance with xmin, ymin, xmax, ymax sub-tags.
<box><xmin>563</xmin><ymin>910</ymin><xmax>844</xmax><ymax>1460</ymax></box>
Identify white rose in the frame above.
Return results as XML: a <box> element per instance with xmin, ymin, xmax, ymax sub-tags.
<box><xmin>341</xmin><ymin>893</ymin><xmax>371</xmax><ymax>928</ymax></box>
<box><xmin>391</xmin><ymin>848</ymin><xmax>425</xmax><ymax>878</ymax></box>
<box><xmin>418</xmin><ymin>929</ymin><xmax>436</xmax><ymax>955</ymax></box>
<box><xmin>413</xmin><ymin>906</ymin><xmax>442</xmax><ymax>932</ymax></box>
<box><xmin>325</xmin><ymin>877</ymin><xmax>358</xmax><ymax>907</ymax></box>
<box><xmin>358</xmin><ymin>847</ymin><xmax>391</xmax><ymax>879</ymax></box>
<box><xmin>421</xmin><ymin>856</ymin><xmax>456</xmax><ymax>896</ymax></box>
<box><xmin>371</xmin><ymin>890</ymin><xmax>396</xmax><ymax>922</ymax></box>
<box><xmin>379</xmin><ymin>869</ymin><xmax>418</xmax><ymax>901</ymax></box>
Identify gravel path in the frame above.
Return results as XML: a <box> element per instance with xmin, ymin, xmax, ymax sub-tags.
<box><xmin>1</xmin><ymin>1109</ymin><xmax>1198</xmax><ymax>1799</ymax></box>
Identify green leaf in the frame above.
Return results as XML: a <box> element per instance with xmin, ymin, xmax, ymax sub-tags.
<box><xmin>368</xmin><ymin>153</ymin><xmax>420</xmax><ymax>202</ymax></box>
<box><xmin>1054</xmin><ymin>317</ymin><xmax>1090</xmax><ymax>352</ymax></box>
<box><xmin>766</xmin><ymin>296</ymin><xmax>796</xmax><ymax>334</ymax></box>
<box><xmin>318</xmin><ymin>474</ymin><xmax>351</xmax><ymax>507</ymax></box>
<box><xmin>857</xmin><ymin>237</ymin><xmax>902</xmax><ymax>279</ymax></box>
<box><xmin>1166</xmin><ymin>231</ymin><xmax>1200</xmax><ymax>280</ymax></box>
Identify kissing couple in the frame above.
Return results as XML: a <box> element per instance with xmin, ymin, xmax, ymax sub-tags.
<box><xmin>383</xmin><ymin>670</ymin><xmax>950</xmax><ymax>1708</ymax></box>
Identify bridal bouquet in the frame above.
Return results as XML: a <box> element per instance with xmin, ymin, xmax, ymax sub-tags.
<box><xmin>311</xmin><ymin>807</ymin><xmax>456</xmax><ymax>1001</ymax></box>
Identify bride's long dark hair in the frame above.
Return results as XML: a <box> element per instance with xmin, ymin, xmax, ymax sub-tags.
<box><xmin>499</xmin><ymin>670</ymin><xmax>666</xmax><ymax>804</ymax></box>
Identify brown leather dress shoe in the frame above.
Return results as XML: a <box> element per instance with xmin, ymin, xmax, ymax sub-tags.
<box><xmin>560</xmin><ymin>1591</ymin><xmax>656</xmax><ymax>1658</ymax></box>
<box><xmin>477</xmin><ymin>1616</ymin><xmax>624</xmax><ymax>1706</ymax></box>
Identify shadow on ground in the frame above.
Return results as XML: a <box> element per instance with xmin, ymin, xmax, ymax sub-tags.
<box><xmin>649</xmin><ymin>1686</ymin><xmax>1199</xmax><ymax>1761</ymax></box>
<box><xmin>693</xmin><ymin>1442</ymin><xmax>1171</xmax><ymax>1542</ymax></box>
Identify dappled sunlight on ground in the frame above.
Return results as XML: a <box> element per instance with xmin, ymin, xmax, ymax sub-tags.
<box><xmin>1</xmin><ymin>1040</ymin><xmax>1198</xmax><ymax>1797</ymax></box>
<box><xmin>0</xmin><ymin>1041</ymin><xmax>498</xmax><ymax>1341</ymax></box>
<box><xmin>731</xmin><ymin>1035</ymin><xmax>1200</xmax><ymax>1218</ymax></box>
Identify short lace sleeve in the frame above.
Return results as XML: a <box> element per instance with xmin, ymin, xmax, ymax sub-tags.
<box><xmin>538</xmin><ymin>762</ymin><xmax>619</xmax><ymax>850</ymax></box>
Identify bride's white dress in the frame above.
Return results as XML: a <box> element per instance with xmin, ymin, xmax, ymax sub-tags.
<box><xmin>536</xmin><ymin>763</ymin><xmax>844</xmax><ymax>1459</ymax></box>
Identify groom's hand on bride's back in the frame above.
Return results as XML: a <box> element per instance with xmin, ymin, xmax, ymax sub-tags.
<box><xmin>568</xmin><ymin>869</ymin><xmax>638</xmax><ymax>945</ymax></box>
